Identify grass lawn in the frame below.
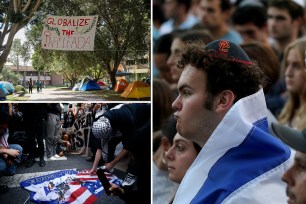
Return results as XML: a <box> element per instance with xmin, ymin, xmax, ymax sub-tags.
<box><xmin>6</xmin><ymin>94</ymin><xmax>30</xmax><ymax>101</ymax></box>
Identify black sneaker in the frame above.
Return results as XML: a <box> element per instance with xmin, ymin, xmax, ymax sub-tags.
<box><xmin>39</xmin><ymin>158</ymin><xmax>45</xmax><ymax>167</ymax></box>
<box><xmin>122</xmin><ymin>173</ymin><xmax>136</xmax><ymax>187</ymax></box>
<box><xmin>0</xmin><ymin>185</ymin><xmax>9</xmax><ymax>194</ymax></box>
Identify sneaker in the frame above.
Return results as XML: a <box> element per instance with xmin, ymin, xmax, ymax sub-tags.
<box><xmin>122</xmin><ymin>173</ymin><xmax>136</xmax><ymax>187</ymax></box>
<box><xmin>50</xmin><ymin>155</ymin><xmax>67</xmax><ymax>161</ymax></box>
<box><xmin>0</xmin><ymin>185</ymin><xmax>9</xmax><ymax>194</ymax></box>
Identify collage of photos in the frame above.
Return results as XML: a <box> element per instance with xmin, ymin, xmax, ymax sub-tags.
<box><xmin>1</xmin><ymin>0</ymin><xmax>306</xmax><ymax>203</ymax></box>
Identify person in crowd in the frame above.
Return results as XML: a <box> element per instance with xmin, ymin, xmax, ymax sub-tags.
<box><xmin>90</xmin><ymin>104</ymin><xmax>150</xmax><ymax>173</ymax></box>
<box><xmin>271</xmin><ymin>122</ymin><xmax>306</xmax><ymax>204</ymax></box>
<box><xmin>167</xmin><ymin>29</ymin><xmax>214</xmax><ymax>91</ymax></box>
<box><xmin>28</xmin><ymin>78</ymin><xmax>33</xmax><ymax>94</ymax></box>
<box><xmin>0</xmin><ymin>110</ymin><xmax>22</xmax><ymax>194</ymax></box>
<box><xmin>153</xmin><ymin>33</ymin><xmax>174</xmax><ymax>84</ymax></box>
<box><xmin>170</xmin><ymin>39</ymin><xmax>293</xmax><ymax>203</ymax></box>
<box><xmin>267</xmin><ymin>0</ymin><xmax>304</xmax><ymax>61</ymax></box>
<box><xmin>153</xmin><ymin>115</ymin><xmax>179</xmax><ymax>204</ymax></box>
<box><xmin>92</xmin><ymin>104</ymin><xmax>151</xmax><ymax>204</ymax></box>
<box><xmin>153</xmin><ymin>78</ymin><xmax>175</xmax><ymax>132</ymax></box>
<box><xmin>278</xmin><ymin>37</ymin><xmax>306</xmax><ymax>130</ymax></box>
<box><xmin>166</xmin><ymin>132</ymin><xmax>201</xmax><ymax>183</ymax></box>
<box><xmin>19</xmin><ymin>104</ymin><xmax>46</xmax><ymax>168</ymax></box>
<box><xmin>45</xmin><ymin>103</ymin><xmax>62</xmax><ymax>160</ymax></box>
<box><xmin>232</xmin><ymin>4</ymin><xmax>270</xmax><ymax>45</ymax></box>
<box><xmin>159</xmin><ymin>0</ymin><xmax>199</xmax><ymax>36</ymax></box>
<box><xmin>196</xmin><ymin>0</ymin><xmax>242</xmax><ymax>44</ymax></box>
<box><xmin>241</xmin><ymin>41</ymin><xmax>280</xmax><ymax>135</ymax></box>
<box><xmin>35</xmin><ymin>80</ymin><xmax>40</xmax><ymax>93</ymax></box>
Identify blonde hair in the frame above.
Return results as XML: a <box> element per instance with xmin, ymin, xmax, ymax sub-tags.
<box><xmin>278</xmin><ymin>37</ymin><xmax>306</xmax><ymax>130</ymax></box>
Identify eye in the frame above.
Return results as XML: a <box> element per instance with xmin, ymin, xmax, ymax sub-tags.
<box><xmin>298</xmin><ymin>162</ymin><xmax>306</xmax><ymax>170</ymax></box>
<box><xmin>176</xmin><ymin>144</ymin><xmax>184</xmax><ymax>152</ymax></box>
<box><xmin>182</xmin><ymin>90</ymin><xmax>191</xmax><ymax>96</ymax></box>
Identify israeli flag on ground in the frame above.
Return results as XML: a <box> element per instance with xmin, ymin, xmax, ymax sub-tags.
<box><xmin>173</xmin><ymin>89</ymin><xmax>294</xmax><ymax>204</ymax></box>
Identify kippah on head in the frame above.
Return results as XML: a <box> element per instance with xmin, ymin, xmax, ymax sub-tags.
<box><xmin>204</xmin><ymin>39</ymin><xmax>252</xmax><ymax>65</ymax></box>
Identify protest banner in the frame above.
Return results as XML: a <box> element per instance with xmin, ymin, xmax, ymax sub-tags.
<box><xmin>41</xmin><ymin>15</ymin><xmax>98</xmax><ymax>51</ymax></box>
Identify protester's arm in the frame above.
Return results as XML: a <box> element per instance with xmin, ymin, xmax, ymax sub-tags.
<box><xmin>105</xmin><ymin>149</ymin><xmax>128</xmax><ymax>170</ymax></box>
<box><xmin>89</xmin><ymin>149</ymin><xmax>102</xmax><ymax>175</ymax></box>
<box><xmin>0</xmin><ymin>148</ymin><xmax>19</xmax><ymax>157</ymax></box>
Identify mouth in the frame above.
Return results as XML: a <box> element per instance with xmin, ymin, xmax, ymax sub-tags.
<box><xmin>286</xmin><ymin>189</ymin><xmax>295</xmax><ymax>204</ymax></box>
<box><xmin>174</xmin><ymin>113</ymin><xmax>179</xmax><ymax>121</ymax></box>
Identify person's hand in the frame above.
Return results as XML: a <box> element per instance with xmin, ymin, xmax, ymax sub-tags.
<box><xmin>6</xmin><ymin>149</ymin><xmax>19</xmax><ymax>157</ymax></box>
<box><xmin>109</xmin><ymin>183</ymin><xmax>124</xmax><ymax>196</ymax></box>
<box><xmin>89</xmin><ymin>168</ymin><xmax>97</xmax><ymax>175</ymax></box>
<box><xmin>104</xmin><ymin>162</ymin><xmax>114</xmax><ymax>171</ymax></box>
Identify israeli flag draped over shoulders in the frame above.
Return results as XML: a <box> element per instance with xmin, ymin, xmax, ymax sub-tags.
<box><xmin>173</xmin><ymin>89</ymin><xmax>294</xmax><ymax>204</ymax></box>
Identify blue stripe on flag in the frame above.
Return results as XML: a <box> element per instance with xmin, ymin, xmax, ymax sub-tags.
<box><xmin>191</xmin><ymin>118</ymin><xmax>290</xmax><ymax>204</ymax></box>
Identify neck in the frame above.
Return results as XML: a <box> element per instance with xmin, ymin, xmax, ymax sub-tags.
<box><xmin>173</xmin><ymin>12</ymin><xmax>187</xmax><ymax>27</ymax></box>
<box><xmin>210</xmin><ymin>23</ymin><xmax>229</xmax><ymax>39</ymax></box>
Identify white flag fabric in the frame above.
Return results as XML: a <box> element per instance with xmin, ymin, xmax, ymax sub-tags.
<box><xmin>41</xmin><ymin>15</ymin><xmax>98</xmax><ymax>51</ymax></box>
<box><xmin>173</xmin><ymin>89</ymin><xmax>294</xmax><ymax>204</ymax></box>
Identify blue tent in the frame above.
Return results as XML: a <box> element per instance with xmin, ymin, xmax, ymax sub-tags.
<box><xmin>0</xmin><ymin>81</ymin><xmax>15</xmax><ymax>94</ymax></box>
<box><xmin>79</xmin><ymin>80</ymin><xmax>101</xmax><ymax>91</ymax></box>
<box><xmin>0</xmin><ymin>84</ymin><xmax>9</xmax><ymax>100</ymax></box>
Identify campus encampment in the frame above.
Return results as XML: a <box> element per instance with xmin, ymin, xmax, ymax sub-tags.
<box><xmin>121</xmin><ymin>81</ymin><xmax>150</xmax><ymax>99</ymax></box>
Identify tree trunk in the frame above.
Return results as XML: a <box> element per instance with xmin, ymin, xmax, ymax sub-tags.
<box><xmin>109</xmin><ymin>71</ymin><xmax>116</xmax><ymax>90</ymax></box>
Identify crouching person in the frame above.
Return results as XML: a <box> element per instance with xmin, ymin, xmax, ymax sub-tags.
<box><xmin>0</xmin><ymin>110</ymin><xmax>22</xmax><ymax>194</ymax></box>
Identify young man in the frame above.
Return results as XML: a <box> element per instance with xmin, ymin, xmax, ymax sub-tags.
<box><xmin>198</xmin><ymin>0</ymin><xmax>242</xmax><ymax>44</ymax></box>
<box><xmin>271</xmin><ymin>123</ymin><xmax>306</xmax><ymax>204</ymax></box>
<box><xmin>171</xmin><ymin>39</ymin><xmax>293</xmax><ymax>203</ymax></box>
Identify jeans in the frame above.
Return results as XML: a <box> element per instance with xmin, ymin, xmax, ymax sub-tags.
<box><xmin>0</xmin><ymin>144</ymin><xmax>23</xmax><ymax>175</ymax></box>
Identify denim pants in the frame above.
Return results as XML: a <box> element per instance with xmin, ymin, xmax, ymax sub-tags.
<box><xmin>0</xmin><ymin>144</ymin><xmax>23</xmax><ymax>174</ymax></box>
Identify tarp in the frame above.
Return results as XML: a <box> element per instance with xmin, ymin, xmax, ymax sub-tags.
<box><xmin>0</xmin><ymin>84</ymin><xmax>8</xmax><ymax>100</ymax></box>
<box><xmin>20</xmin><ymin>169</ymin><xmax>122</xmax><ymax>204</ymax></box>
<box><xmin>79</xmin><ymin>80</ymin><xmax>101</xmax><ymax>91</ymax></box>
<box><xmin>15</xmin><ymin>85</ymin><xmax>27</xmax><ymax>93</ymax></box>
<box><xmin>72</xmin><ymin>83</ymin><xmax>81</xmax><ymax>91</ymax></box>
<box><xmin>0</xmin><ymin>81</ymin><xmax>15</xmax><ymax>94</ymax></box>
<box><xmin>121</xmin><ymin>81</ymin><xmax>150</xmax><ymax>99</ymax></box>
<box><xmin>114</xmin><ymin>79</ymin><xmax>129</xmax><ymax>92</ymax></box>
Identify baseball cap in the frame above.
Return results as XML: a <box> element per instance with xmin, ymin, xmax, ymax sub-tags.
<box><xmin>204</xmin><ymin>39</ymin><xmax>252</xmax><ymax>65</ymax></box>
<box><xmin>271</xmin><ymin>122</ymin><xmax>306</xmax><ymax>153</ymax></box>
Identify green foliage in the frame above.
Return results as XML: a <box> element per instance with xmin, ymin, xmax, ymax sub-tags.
<box><xmin>0</xmin><ymin>67</ymin><xmax>22</xmax><ymax>84</ymax></box>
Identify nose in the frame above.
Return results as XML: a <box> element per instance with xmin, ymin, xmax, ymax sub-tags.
<box><xmin>166</xmin><ymin>145</ymin><xmax>175</xmax><ymax>161</ymax></box>
<box><xmin>172</xmin><ymin>95</ymin><xmax>181</xmax><ymax>111</ymax></box>
<box><xmin>285</xmin><ymin>66</ymin><xmax>293</xmax><ymax>78</ymax></box>
<box><xmin>281</xmin><ymin>166</ymin><xmax>295</xmax><ymax>186</ymax></box>
<box><xmin>167</xmin><ymin>52</ymin><xmax>175</xmax><ymax>67</ymax></box>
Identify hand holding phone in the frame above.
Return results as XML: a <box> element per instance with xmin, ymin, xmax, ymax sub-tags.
<box><xmin>96</xmin><ymin>168</ymin><xmax>111</xmax><ymax>195</ymax></box>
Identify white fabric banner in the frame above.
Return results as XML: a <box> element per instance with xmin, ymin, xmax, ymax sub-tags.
<box><xmin>41</xmin><ymin>15</ymin><xmax>98</xmax><ymax>51</ymax></box>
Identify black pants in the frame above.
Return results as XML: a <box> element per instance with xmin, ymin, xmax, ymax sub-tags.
<box><xmin>24</xmin><ymin>120</ymin><xmax>45</xmax><ymax>158</ymax></box>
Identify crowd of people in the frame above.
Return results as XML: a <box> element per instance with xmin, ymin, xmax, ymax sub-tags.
<box><xmin>0</xmin><ymin>103</ymin><xmax>151</xmax><ymax>204</ymax></box>
<box><xmin>153</xmin><ymin>0</ymin><xmax>306</xmax><ymax>203</ymax></box>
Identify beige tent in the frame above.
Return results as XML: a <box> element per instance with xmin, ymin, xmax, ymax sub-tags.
<box><xmin>121</xmin><ymin>81</ymin><xmax>150</xmax><ymax>99</ymax></box>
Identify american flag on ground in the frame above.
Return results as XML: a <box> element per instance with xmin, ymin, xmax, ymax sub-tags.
<box><xmin>20</xmin><ymin>169</ymin><xmax>122</xmax><ymax>204</ymax></box>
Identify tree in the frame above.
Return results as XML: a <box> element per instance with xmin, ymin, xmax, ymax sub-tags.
<box><xmin>0</xmin><ymin>66</ymin><xmax>21</xmax><ymax>84</ymax></box>
<box><xmin>0</xmin><ymin>0</ymin><xmax>42</xmax><ymax>72</ymax></box>
<box><xmin>7</xmin><ymin>38</ymin><xmax>31</xmax><ymax>74</ymax></box>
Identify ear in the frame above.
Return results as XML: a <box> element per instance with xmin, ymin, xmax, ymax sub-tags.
<box><xmin>214</xmin><ymin>90</ymin><xmax>235</xmax><ymax>113</ymax></box>
<box><xmin>161</xmin><ymin>137</ymin><xmax>171</xmax><ymax>152</ymax></box>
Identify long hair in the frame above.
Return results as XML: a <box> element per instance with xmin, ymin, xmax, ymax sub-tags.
<box><xmin>278</xmin><ymin>37</ymin><xmax>306</xmax><ymax>130</ymax></box>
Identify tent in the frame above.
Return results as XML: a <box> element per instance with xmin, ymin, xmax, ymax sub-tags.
<box><xmin>0</xmin><ymin>84</ymin><xmax>8</xmax><ymax>100</ymax></box>
<box><xmin>79</xmin><ymin>80</ymin><xmax>101</xmax><ymax>91</ymax></box>
<box><xmin>114</xmin><ymin>79</ymin><xmax>129</xmax><ymax>92</ymax></box>
<box><xmin>15</xmin><ymin>85</ymin><xmax>27</xmax><ymax>93</ymax></box>
<box><xmin>121</xmin><ymin>81</ymin><xmax>150</xmax><ymax>99</ymax></box>
<box><xmin>72</xmin><ymin>82</ymin><xmax>81</xmax><ymax>91</ymax></box>
<box><xmin>97</xmin><ymin>81</ymin><xmax>107</xmax><ymax>90</ymax></box>
<box><xmin>0</xmin><ymin>81</ymin><xmax>15</xmax><ymax>94</ymax></box>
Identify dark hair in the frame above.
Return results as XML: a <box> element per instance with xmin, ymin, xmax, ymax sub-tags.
<box><xmin>0</xmin><ymin>110</ymin><xmax>10</xmax><ymax>124</ymax></box>
<box><xmin>232</xmin><ymin>6</ymin><xmax>267</xmax><ymax>28</ymax></box>
<box><xmin>241</xmin><ymin>42</ymin><xmax>280</xmax><ymax>93</ymax></box>
<box><xmin>161</xmin><ymin>114</ymin><xmax>177</xmax><ymax>146</ymax></box>
<box><xmin>153</xmin><ymin>79</ymin><xmax>174</xmax><ymax>131</ymax></box>
<box><xmin>178</xmin><ymin>42</ymin><xmax>264</xmax><ymax>103</ymax></box>
<box><xmin>268</xmin><ymin>0</ymin><xmax>304</xmax><ymax>20</ymax></box>
<box><xmin>153</xmin><ymin>33</ymin><xmax>173</xmax><ymax>56</ymax></box>
<box><xmin>176</xmin><ymin>0</ymin><xmax>192</xmax><ymax>12</ymax></box>
<box><xmin>177</xmin><ymin>29</ymin><xmax>214</xmax><ymax>45</ymax></box>
<box><xmin>192</xmin><ymin>142</ymin><xmax>202</xmax><ymax>153</ymax></box>
<box><xmin>220</xmin><ymin>0</ymin><xmax>232</xmax><ymax>11</ymax></box>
